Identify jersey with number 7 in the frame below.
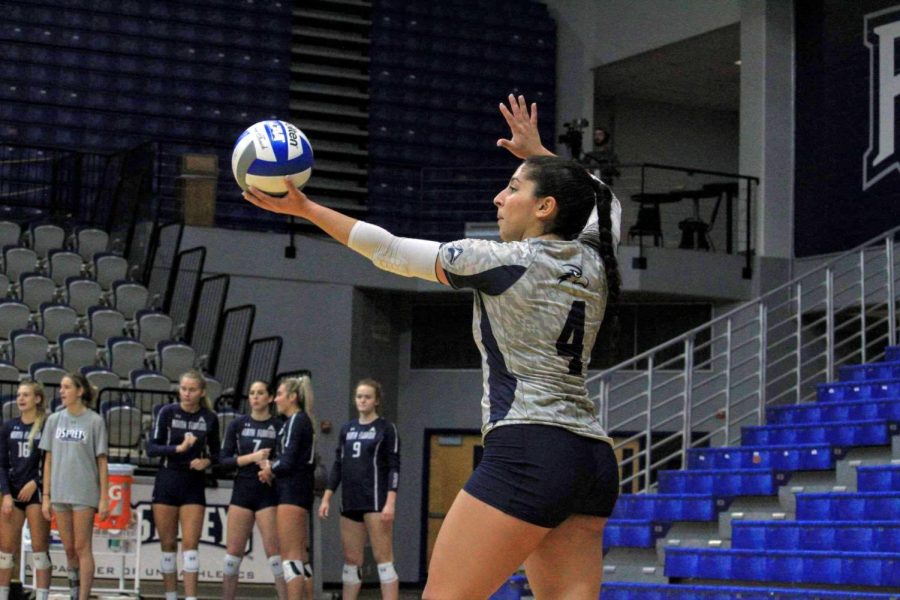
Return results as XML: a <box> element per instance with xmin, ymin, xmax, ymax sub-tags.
<box><xmin>439</xmin><ymin>237</ymin><xmax>612</xmax><ymax>443</ymax></box>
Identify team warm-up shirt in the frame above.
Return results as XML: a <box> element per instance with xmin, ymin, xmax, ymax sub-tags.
<box><xmin>327</xmin><ymin>418</ymin><xmax>400</xmax><ymax>512</ymax></box>
<box><xmin>0</xmin><ymin>417</ymin><xmax>43</xmax><ymax>495</ymax></box>
<box><xmin>220</xmin><ymin>414</ymin><xmax>281</xmax><ymax>479</ymax></box>
<box><xmin>147</xmin><ymin>403</ymin><xmax>221</xmax><ymax>470</ymax></box>
<box><xmin>439</xmin><ymin>238</ymin><xmax>612</xmax><ymax>443</ymax></box>
<box><xmin>271</xmin><ymin>411</ymin><xmax>315</xmax><ymax>478</ymax></box>
<box><xmin>39</xmin><ymin>408</ymin><xmax>108</xmax><ymax>507</ymax></box>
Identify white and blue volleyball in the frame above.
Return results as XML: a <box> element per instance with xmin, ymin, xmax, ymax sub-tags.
<box><xmin>232</xmin><ymin>120</ymin><xmax>313</xmax><ymax>196</ymax></box>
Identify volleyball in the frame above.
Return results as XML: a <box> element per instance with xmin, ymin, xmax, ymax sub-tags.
<box><xmin>232</xmin><ymin>120</ymin><xmax>314</xmax><ymax>196</ymax></box>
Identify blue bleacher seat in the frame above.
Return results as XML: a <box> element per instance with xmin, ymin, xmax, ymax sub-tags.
<box><xmin>796</xmin><ymin>491</ymin><xmax>900</xmax><ymax>521</ymax></box>
<box><xmin>687</xmin><ymin>444</ymin><xmax>835</xmax><ymax>471</ymax></box>
<box><xmin>602</xmin><ymin>520</ymin><xmax>670</xmax><ymax>549</ymax></box>
<box><xmin>856</xmin><ymin>464</ymin><xmax>900</xmax><ymax>492</ymax></box>
<box><xmin>601</xmin><ymin>582</ymin><xmax>896</xmax><ymax>599</ymax></box>
<box><xmin>658</xmin><ymin>469</ymin><xmax>777</xmax><ymax>496</ymax></box>
<box><xmin>885</xmin><ymin>345</ymin><xmax>900</xmax><ymax>361</ymax></box>
<box><xmin>816</xmin><ymin>379</ymin><xmax>900</xmax><ymax>401</ymax></box>
<box><xmin>665</xmin><ymin>547</ymin><xmax>898</xmax><ymax>586</ymax></box>
<box><xmin>611</xmin><ymin>494</ymin><xmax>720</xmax><ymax>522</ymax></box>
<box><xmin>741</xmin><ymin>419</ymin><xmax>892</xmax><ymax>446</ymax></box>
<box><xmin>732</xmin><ymin>520</ymin><xmax>900</xmax><ymax>552</ymax></box>
<box><xmin>838</xmin><ymin>360</ymin><xmax>900</xmax><ymax>381</ymax></box>
<box><xmin>766</xmin><ymin>397</ymin><xmax>900</xmax><ymax>424</ymax></box>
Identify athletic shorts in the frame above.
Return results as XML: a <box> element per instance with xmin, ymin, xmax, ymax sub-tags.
<box><xmin>464</xmin><ymin>424</ymin><xmax>619</xmax><ymax>529</ymax></box>
<box><xmin>52</xmin><ymin>503</ymin><xmax>93</xmax><ymax>513</ymax></box>
<box><xmin>152</xmin><ymin>469</ymin><xmax>206</xmax><ymax>507</ymax></box>
<box><xmin>341</xmin><ymin>509</ymin><xmax>372</xmax><ymax>523</ymax></box>
<box><xmin>275</xmin><ymin>474</ymin><xmax>314</xmax><ymax>510</ymax></box>
<box><xmin>11</xmin><ymin>484</ymin><xmax>41</xmax><ymax>512</ymax></box>
<box><xmin>230</xmin><ymin>477</ymin><xmax>278</xmax><ymax>512</ymax></box>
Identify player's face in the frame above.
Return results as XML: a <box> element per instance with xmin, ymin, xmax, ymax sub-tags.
<box><xmin>17</xmin><ymin>385</ymin><xmax>39</xmax><ymax>413</ymax></box>
<box><xmin>248</xmin><ymin>381</ymin><xmax>271</xmax><ymax>412</ymax></box>
<box><xmin>179</xmin><ymin>377</ymin><xmax>204</xmax><ymax>409</ymax></box>
<box><xmin>354</xmin><ymin>385</ymin><xmax>378</xmax><ymax>416</ymax></box>
<box><xmin>59</xmin><ymin>377</ymin><xmax>81</xmax><ymax>408</ymax></box>
<box><xmin>494</xmin><ymin>164</ymin><xmax>541</xmax><ymax>242</ymax></box>
<box><xmin>274</xmin><ymin>384</ymin><xmax>297</xmax><ymax>415</ymax></box>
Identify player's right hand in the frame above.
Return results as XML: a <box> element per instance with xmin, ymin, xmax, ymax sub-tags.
<box><xmin>1</xmin><ymin>495</ymin><xmax>12</xmax><ymax>516</ymax></box>
<box><xmin>318</xmin><ymin>499</ymin><xmax>329</xmax><ymax>519</ymax></box>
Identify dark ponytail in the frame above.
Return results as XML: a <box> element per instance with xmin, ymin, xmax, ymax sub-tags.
<box><xmin>585</xmin><ymin>177</ymin><xmax>621</xmax><ymax>308</ymax></box>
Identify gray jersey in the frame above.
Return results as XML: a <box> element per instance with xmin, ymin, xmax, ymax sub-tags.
<box><xmin>440</xmin><ymin>238</ymin><xmax>612</xmax><ymax>443</ymax></box>
<box><xmin>39</xmin><ymin>409</ymin><xmax>108</xmax><ymax>507</ymax></box>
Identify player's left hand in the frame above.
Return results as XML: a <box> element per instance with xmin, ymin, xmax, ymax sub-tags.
<box><xmin>98</xmin><ymin>497</ymin><xmax>110</xmax><ymax>521</ymax></box>
<box><xmin>380</xmin><ymin>503</ymin><xmax>395</xmax><ymax>523</ymax></box>
<box><xmin>243</xmin><ymin>179</ymin><xmax>313</xmax><ymax>219</ymax></box>
<box><xmin>16</xmin><ymin>480</ymin><xmax>36</xmax><ymax>502</ymax></box>
<box><xmin>497</xmin><ymin>94</ymin><xmax>553</xmax><ymax>159</ymax></box>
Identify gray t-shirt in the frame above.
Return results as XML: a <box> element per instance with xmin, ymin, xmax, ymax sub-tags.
<box><xmin>439</xmin><ymin>237</ymin><xmax>612</xmax><ymax>443</ymax></box>
<box><xmin>39</xmin><ymin>408</ymin><xmax>108</xmax><ymax>508</ymax></box>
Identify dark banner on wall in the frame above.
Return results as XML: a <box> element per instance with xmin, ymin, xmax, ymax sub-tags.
<box><xmin>795</xmin><ymin>0</ymin><xmax>900</xmax><ymax>256</ymax></box>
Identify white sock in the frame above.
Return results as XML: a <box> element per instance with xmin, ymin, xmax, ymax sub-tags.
<box><xmin>165</xmin><ymin>592</ymin><xmax>178</xmax><ymax>600</ymax></box>
<box><xmin>36</xmin><ymin>590</ymin><xmax>50</xmax><ymax>600</ymax></box>
<box><xmin>186</xmin><ymin>597</ymin><xmax>198</xmax><ymax>600</ymax></box>
<box><xmin>0</xmin><ymin>585</ymin><xmax>9</xmax><ymax>600</ymax></box>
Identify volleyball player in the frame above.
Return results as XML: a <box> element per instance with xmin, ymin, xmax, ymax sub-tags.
<box><xmin>40</xmin><ymin>373</ymin><xmax>109</xmax><ymax>600</ymax></box>
<box><xmin>147</xmin><ymin>370</ymin><xmax>220</xmax><ymax>600</ymax></box>
<box><xmin>220</xmin><ymin>380</ymin><xmax>287</xmax><ymax>600</ymax></box>
<box><xmin>244</xmin><ymin>94</ymin><xmax>621</xmax><ymax>599</ymax></box>
<box><xmin>318</xmin><ymin>378</ymin><xmax>400</xmax><ymax>600</ymax></box>
<box><xmin>257</xmin><ymin>376</ymin><xmax>315</xmax><ymax>600</ymax></box>
<box><xmin>0</xmin><ymin>381</ymin><xmax>50</xmax><ymax>600</ymax></box>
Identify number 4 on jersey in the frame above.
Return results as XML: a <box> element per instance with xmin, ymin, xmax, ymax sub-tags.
<box><xmin>556</xmin><ymin>301</ymin><xmax>585</xmax><ymax>375</ymax></box>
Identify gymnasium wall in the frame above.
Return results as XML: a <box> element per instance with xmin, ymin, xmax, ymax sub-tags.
<box><xmin>794</xmin><ymin>0</ymin><xmax>900</xmax><ymax>256</ymax></box>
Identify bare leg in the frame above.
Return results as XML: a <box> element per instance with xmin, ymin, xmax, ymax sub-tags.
<box><xmin>423</xmin><ymin>491</ymin><xmax>548</xmax><ymax>600</ymax></box>
<box><xmin>364</xmin><ymin>513</ymin><xmax>398</xmax><ymax>600</ymax></box>
<box><xmin>255</xmin><ymin>507</ymin><xmax>287</xmax><ymax>600</ymax></box>
<box><xmin>0</xmin><ymin>507</ymin><xmax>26</xmax><ymax>589</ymax></box>
<box><xmin>152</xmin><ymin>504</ymin><xmax>180</xmax><ymax>596</ymax></box>
<box><xmin>339</xmin><ymin>517</ymin><xmax>367</xmax><ymax>600</ymax></box>
<box><xmin>179</xmin><ymin>504</ymin><xmax>206</xmax><ymax>599</ymax></box>
<box><xmin>54</xmin><ymin>510</ymin><xmax>80</xmax><ymax>600</ymax></box>
<box><xmin>524</xmin><ymin>515</ymin><xmax>607</xmax><ymax>600</ymax></box>
<box><xmin>223</xmin><ymin>505</ymin><xmax>255</xmax><ymax>600</ymax></box>
<box><xmin>26</xmin><ymin>504</ymin><xmax>52</xmax><ymax>594</ymax></box>
<box><xmin>72</xmin><ymin>508</ymin><xmax>97</xmax><ymax>600</ymax></box>
<box><xmin>276</xmin><ymin>505</ymin><xmax>309</xmax><ymax>600</ymax></box>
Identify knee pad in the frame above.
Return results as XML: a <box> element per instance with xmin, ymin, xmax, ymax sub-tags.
<box><xmin>342</xmin><ymin>563</ymin><xmax>362</xmax><ymax>585</ymax></box>
<box><xmin>282</xmin><ymin>559</ymin><xmax>305</xmax><ymax>583</ymax></box>
<box><xmin>377</xmin><ymin>562</ymin><xmax>398</xmax><ymax>584</ymax></box>
<box><xmin>268</xmin><ymin>555</ymin><xmax>283</xmax><ymax>578</ymax></box>
<box><xmin>222</xmin><ymin>554</ymin><xmax>241</xmax><ymax>577</ymax></box>
<box><xmin>0</xmin><ymin>552</ymin><xmax>13</xmax><ymax>569</ymax></box>
<box><xmin>182</xmin><ymin>550</ymin><xmax>199</xmax><ymax>574</ymax></box>
<box><xmin>32</xmin><ymin>552</ymin><xmax>51</xmax><ymax>571</ymax></box>
<box><xmin>160</xmin><ymin>552</ymin><xmax>177</xmax><ymax>575</ymax></box>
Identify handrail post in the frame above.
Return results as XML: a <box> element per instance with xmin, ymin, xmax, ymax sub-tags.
<box><xmin>796</xmin><ymin>282</ymin><xmax>803</xmax><ymax>404</ymax></box>
<box><xmin>758</xmin><ymin>302</ymin><xmax>768</xmax><ymax>423</ymax></box>
<box><xmin>682</xmin><ymin>337</ymin><xmax>694</xmax><ymax>466</ymax></box>
<box><xmin>645</xmin><ymin>355</ymin><xmax>653</xmax><ymax>493</ymax></box>
<box><xmin>826</xmin><ymin>268</ymin><xmax>835</xmax><ymax>381</ymax></box>
<box><xmin>888</xmin><ymin>238</ymin><xmax>897</xmax><ymax>346</ymax></box>
<box><xmin>600</xmin><ymin>377</ymin><xmax>610</xmax><ymax>430</ymax></box>
<box><xmin>860</xmin><ymin>250</ymin><xmax>867</xmax><ymax>363</ymax></box>
<box><xmin>724</xmin><ymin>319</ymin><xmax>733</xmax><ymax>445</ymax></box>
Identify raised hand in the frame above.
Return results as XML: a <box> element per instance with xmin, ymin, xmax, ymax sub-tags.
<box><xmin>497</xmin><ymin>94</ymin><xmax>554</xmax><ymax>159</ymax></box>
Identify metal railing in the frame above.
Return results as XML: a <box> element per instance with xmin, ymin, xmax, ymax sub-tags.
<box><xmin>591</xmin><ymin>226</ymin><xmax>900</xmax><ymax>493</ymax></box>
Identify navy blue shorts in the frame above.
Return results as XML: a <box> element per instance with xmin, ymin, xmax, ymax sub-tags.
<box><xmin>230</xmin><ymin>477</ymin><xmax>278</xmax><ymax>512</ymax></box>
<box><xmin>275</xmin><ymin>474</ymin><xmax>314</xmax><ymax>510</ymax></box>
<box><xmin>464</xmin><ymin>424</ymin><xmax>619</xmax><ymax>528</ymax></box>
<box><xmin>341</xmin><ymin>509</ymin><xmax>370</xmax><ymax>523</ymax></box>
<box><xmin>152</xmin><ymin>469</ymin><xmax>206</xmax><ymax>507</ymax></box>
<box><xmin>11</xmin><ymin>485</ymin><xmax>41</xmax><ymax>512</ymax></box>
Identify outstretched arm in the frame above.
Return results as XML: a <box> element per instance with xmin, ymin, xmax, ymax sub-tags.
<box><xmin>244</xmin><ymin>183</ymin><xmax>449</xmax><ymax>284</ymax></box>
